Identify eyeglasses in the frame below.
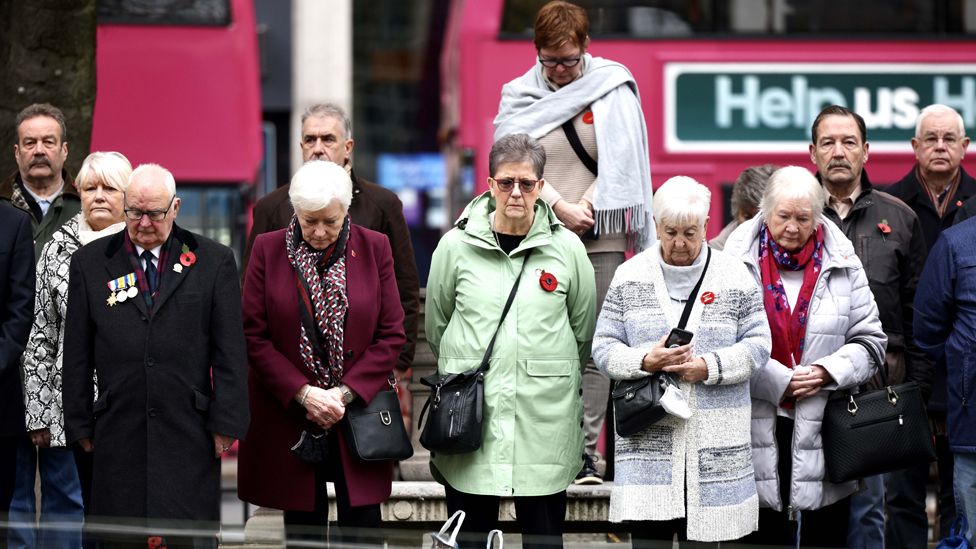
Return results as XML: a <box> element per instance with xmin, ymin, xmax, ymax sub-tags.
<box><xmin>124</xmin><ymin>196</ymin><xmax>175</xmax><ymax>222</ymax></box>
<box><xmin>538</xmin><ymin>56</ymin><xmax>581</xmax><ymax>69</ymax></box>
<box><xmin>920</xmin><ymin>134</ymin><xmax>962</xmax><ymax>148</ymax></box>
<box><xmin>491</xmin><ymin>177</ymin><xmax>541</xmax><ymax>193</ymax></box>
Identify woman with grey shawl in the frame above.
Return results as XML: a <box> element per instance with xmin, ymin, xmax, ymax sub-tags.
<box><xmin>493</xmin><ymin>0</ymin><xmax>654</xmax><ymax>486</ymax></box>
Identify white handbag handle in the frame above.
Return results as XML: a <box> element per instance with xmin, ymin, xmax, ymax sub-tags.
<box><xmin>436</xmin><ymin>510</ymin><xmax>466</xmax><ymax>547</ymax></box>
<box><xmin>486</xmin><ymin>529</ymin><xmax>503</xmax><ymax>548</ymax></box>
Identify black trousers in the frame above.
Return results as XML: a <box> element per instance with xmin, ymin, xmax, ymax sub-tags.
<box><xmin>739</xmin><ymin>416</ymin><xmax>850</xmax><ymax>547</ymax></box>
<box><xmin>283</xmin><ymin>434</ymin><xmax>382</xmax><ymax>547</ymax></box>
<box><xmin>628</xmin><ymin>518</ymin><xmax>721</xmax><ymax>548</ymax></box>
<box><xmin>885</xmin><ymin>428</ymin><xmax>955</xmax><ymax>547</ymax></box>
<box><xmin>443</xmin><ymin>483</ymin><xmax>566</xmax><ymax>549</ymax></box>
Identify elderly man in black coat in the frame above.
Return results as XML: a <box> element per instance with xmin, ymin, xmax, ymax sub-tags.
<box><xmin>0</xmin><ymin>203</ymin><xmax>35</xmax><ymax>530</ymax></box>
<box><xmin>62</xmin><ymin>163</ymin><xmax>249</xmax><ymax>545</ymax></box>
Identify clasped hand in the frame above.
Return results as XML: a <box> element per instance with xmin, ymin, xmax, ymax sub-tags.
<box><xmin>642</xmin><ymin>334</ymin><xmax>708</xmax><ymax>383</ymax></box>
<box><xmin>785</xmin><ymin>365</ymin><xmax>832</xmax><ymax>401</ymax></box>
<box><xmin>302</xmin><ymin>386</ymin><xmax>346</xmax><ymax>430</ymax></box>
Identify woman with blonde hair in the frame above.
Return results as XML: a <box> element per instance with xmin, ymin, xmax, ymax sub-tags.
<box><xmin>14</xmin><ymin>152</ymin><xmax>133</xmax><ymax>547</ymax></box>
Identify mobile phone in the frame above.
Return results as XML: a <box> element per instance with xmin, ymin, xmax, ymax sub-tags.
<box><xmin>665</xmin><ymin>328</ymin><xmax>693</xmax><ymax>348</ymax></box>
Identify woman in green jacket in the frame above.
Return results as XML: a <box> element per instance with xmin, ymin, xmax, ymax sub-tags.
<box><xmin>426</xmin><ymin>133</ymin><xmax>596</xmax><ymax>548</ymax></box>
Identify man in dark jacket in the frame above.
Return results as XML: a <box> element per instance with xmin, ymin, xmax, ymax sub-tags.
<box><xmin>0</xmin><ymin>103</ymin><xmax>80</xmax><ymax>257</ymax></box>
<box><xmin>885</xmin><ymin>104</ymin><xmax>972</xmax><ymax>547</ymax></box>
<box><xmin>63</xmin><ymin>164</ymin><xmax>249</xmax><ymax>546</ymax></box>
<box><xmin>914</xmin><ymin>219</ymin><xmax>976</xmax><ymax>546</ymax></box>
<box><xmin>0</xmin><ymin>204</ymin><xmax>35</xmax><ymax>537</ymax></box>
<box><xmin>810</xmin><ymin>105</ymin><xmax>931</xmax><ymax>549</ymax></box>
<box><xmin>243</xmin><ymin>103</ymin><xmax>419</xmax><ymax>373</ymax></box>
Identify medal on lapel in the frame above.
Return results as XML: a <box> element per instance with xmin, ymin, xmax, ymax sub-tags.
<box><xmin>107</xmin><ymin>273</ymin><xmax>137</xmax><ymax>306</ymax></box>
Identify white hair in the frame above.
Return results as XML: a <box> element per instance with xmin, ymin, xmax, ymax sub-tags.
<box><xmin>652</xmin><ymin>176</ymin><xmax>711</xmax><ymax>228</ymax></box>
<box><xmin>289</xmin><ymin>160</ymin><xmax>353</xmax><ymax>213</ymax></box>
<box><xmin>916</xmin><ymin>104</ymin><xmax>966</xmax><ymax>138</ymax></box>
<box><xmin>76</xmin><ymin>151</ymin><xmax>133</xmax><ymax>193</ymax></box>
<box><xmin>128</xmin><ymin>163</ymin><xmax>176</xmax><ymax>198</ymax></box>
<box><xmin>760</xmin><ymin>166</ymin><xmax>826</xmax><ymax>224</ymax></box>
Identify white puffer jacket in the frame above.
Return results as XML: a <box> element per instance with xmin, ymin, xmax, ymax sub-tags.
<box><xmin>724</xmin><ymin>215</ymin><xmax>886</xmax><ymax>512</ymax></box>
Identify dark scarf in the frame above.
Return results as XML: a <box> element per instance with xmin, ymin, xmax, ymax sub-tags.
<box><xmin>759</xmin><ymin>223</ymin><xmax>825</xmax><ymax>406</ymax></box>
<box><xmin>122</xmin><ymin>231</ymin><xmax>172</xmax><ymax>309</ymax></box>
<box><xmin>286</xmin><ymin>215</ymin><xmax>350</xmax><ymax>389</ymax></box>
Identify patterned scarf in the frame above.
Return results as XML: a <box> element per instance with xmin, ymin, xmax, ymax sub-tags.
<box><xmin>286</xmin><ymin>215</ymin><xmax>349</xmax><ymax>389</ymax></box>
<box><xmin>758</xmin><ymin>223</ymin><xmax>825</xmax><ymax>402</ymax></box>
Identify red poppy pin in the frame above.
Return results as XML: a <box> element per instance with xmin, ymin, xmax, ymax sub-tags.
<box><xmin>877</xmin><ymin>219</ymin><xmax>892</xmax><ymax>241</ymax></box>
<box><xmin>179</xmin><ymin>243</ymin><xmax>197</xmax><ymax>267</ymax></box>
<box><xmin>700</xmin><ymin>291</ymin><xmax>715</xmax><ymax>305</ymax></box>
<box><xmin>539</xmin><ymin>271</ymin><xmax>558</xmax><ymax>292</ymax></box>
<box><xmin>582</xmin><ymin>111</ymin><xmax>594</xmax><ymax>124</ymax></box>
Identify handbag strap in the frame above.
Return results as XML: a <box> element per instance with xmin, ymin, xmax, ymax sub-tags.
<box><xmin>478</xmin><ymin>247</ymin><xmax>534</xmax><ymax>373</ymax></box>
<box><xmin>562</xmin><ymin>119</ymin><xmax>598</xmax><ymax>176</ymax></box>
<box><xmin>676</xmin><ymin>247</ymin><xmax>712</xmax><ymax>330</ymax></box>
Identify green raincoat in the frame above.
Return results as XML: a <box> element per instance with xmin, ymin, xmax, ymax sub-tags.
<box><xmin>426</xmin><ymin>191</ymin><xmax>596</xmax><ymax>496</ymax></box>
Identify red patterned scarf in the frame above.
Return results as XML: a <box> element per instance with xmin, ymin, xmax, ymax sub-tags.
<box><xmin>758</xmin><ymin>223</ymin><xmax>825</xmax><ymax>400</ymax></box>
<box><xmin>286</xmin><ymin>215</ymin><xmax>349</xmax><ymax>389</ymax></box>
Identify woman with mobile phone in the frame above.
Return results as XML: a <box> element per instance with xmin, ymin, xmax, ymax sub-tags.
<box><xmin>592</xmin><ymin>176</ymin><xmax>771</xmax><ymax>546</ymax></box>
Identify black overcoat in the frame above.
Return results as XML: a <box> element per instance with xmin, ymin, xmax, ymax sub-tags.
<box><xmin>62</xmin><ymin>225</ymin><xmax>249</xmax><ymax>522</ymax></box>
<box><xmin>0</xmin><ymin>203</ymin><xmax>35</xmax><ymax>436</ymax></box>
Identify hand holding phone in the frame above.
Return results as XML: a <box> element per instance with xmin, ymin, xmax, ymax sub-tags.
<box><xmin>664</xmin><ymin>328</ymin><xmax>694</xmax><ymax>349</ymax></box>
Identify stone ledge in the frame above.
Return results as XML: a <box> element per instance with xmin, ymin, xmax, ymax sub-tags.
<box><xmin>233</xmin><ymin>481</ymin><xmax>613</xmax><ymax>546</ymax></box>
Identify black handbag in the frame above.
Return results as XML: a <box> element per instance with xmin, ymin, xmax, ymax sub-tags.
<box><xmin>341</xmin><ymin>377</ymin><xmax>414</xmax><ymax>462</ymax></box>
<box><xmin>418</xmin><ymin>249</ymin><xmax>533</xmax><ymax>455</ymax></box>
<box><xmin>821</xmin><ymin>337</ymin><xmax>937</xmax><ymax>483</ymax></box>
<box><xmin>612</xmin><ymin>247</ymin><xmax>710</xmax><ymax>438</ymax></box>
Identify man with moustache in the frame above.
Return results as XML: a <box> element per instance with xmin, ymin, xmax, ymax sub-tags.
<box><xmin>63</xmin><ymin>164</ymin><xmax>249</xmax><ymax>546</ymax></box>
<box><xmin>810</xmin><ymin>105</ymin><xmax>931</xmax><ymax>549</ymax></box>
<box><xmin>1</xmin><ymin>103</ymin><xmax>80</xmax><ymax>257</ymax></box>
<box><xmin>885</xmin><ymin>104</ymin><xmax>973</xmax><ymax>547</ymax></box>
<box><xmin>244</xmin><ymin>103</ymin><xmax>419</xmax><ymax>373</ymax></box>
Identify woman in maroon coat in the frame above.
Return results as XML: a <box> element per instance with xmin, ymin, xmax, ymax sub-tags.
<box><xmin>238</xmin><ymin>160</ymin><xmax>406</xmax><ymax>546</ymax></box>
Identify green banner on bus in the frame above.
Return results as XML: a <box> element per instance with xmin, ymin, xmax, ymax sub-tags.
<box><xmin>664</xmin><ymin>63</ymin><xmax>976</xmax><ymax>153</ymax></box>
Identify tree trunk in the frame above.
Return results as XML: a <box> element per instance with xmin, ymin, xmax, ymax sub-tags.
<box><xmin>0</xmin><ymin>0</ymin><xmax>96</xmax><ymax>181</ymax></box>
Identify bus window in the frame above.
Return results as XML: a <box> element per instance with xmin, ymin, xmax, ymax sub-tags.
<box><xmin>500</xmin><ymin>0</ymin><xmax>974</xmax><ymax>37</ymax></box>
<box><xmin>97</xmin><ymin>0</ymin><xmax>231</xmax><ymax>26</ymax></box>
<box><xmin>173</xmin><ymin>185</ymin><xmax>247</xmax><ymax>264</ymax></box>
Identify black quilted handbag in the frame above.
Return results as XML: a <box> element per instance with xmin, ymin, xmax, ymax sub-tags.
<box><xmin>341</xmin><ymin>379</ymin><xmax>413</xmax><ymax>462</ymax></box>
<box><xmin>821</xmin><ymin>338</ymin><xmax>936</xmax><ymax>483</ymax></box>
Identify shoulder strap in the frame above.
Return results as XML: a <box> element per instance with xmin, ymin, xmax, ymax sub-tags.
<box><xmin>478</xmin><ymin>248</ymin><xmax>534</xmax><ymax>372</ymax></box>
<box><xmin>562</xmin><ymin>119</ymin><xmax>598</xmax><ymax>177</ymax></box>
<box><xmin>677</xmin><ymin>247</ymin><xmax>711</xmax><ymax>330</ymax></box>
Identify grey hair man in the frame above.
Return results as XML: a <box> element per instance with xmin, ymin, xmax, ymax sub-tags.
<box><xmin>1</xmin><ymin>103</ymin><xmax>81</xmax><ymax>256</ymax></box>
<box><xmin>885</xmin><ymin>103</ymin><xmax>973</xmax><ymax>547</ymax></box>
<box><xmin>243</xmin><ymin>103</ymin><xmax>420</xmax><ymax>373</ymax></box>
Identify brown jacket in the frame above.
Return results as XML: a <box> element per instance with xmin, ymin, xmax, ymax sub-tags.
<box><xmin>243</xmin><ymin>170</ymin><xmax>419</xmax><ymax>371</ymax></box>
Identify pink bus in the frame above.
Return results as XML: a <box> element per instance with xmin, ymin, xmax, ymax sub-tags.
<box><xmin>91</xmin><ymin>0</ymin><xmax>263</xmax><ymax>259</ymax></box>
<box><xmin>444</xmin><ymin>0</ymin><xmax>976</xmax><ymax>235</ymax></box>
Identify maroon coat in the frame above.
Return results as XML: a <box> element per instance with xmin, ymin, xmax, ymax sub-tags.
<box><xmin>237</xmin><ymin>225</ymin><xmax>405</xmax><ymax>510</ymax></box>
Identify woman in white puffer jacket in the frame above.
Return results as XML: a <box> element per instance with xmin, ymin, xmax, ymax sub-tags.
<box><xmin>723</xmin><ymin>166</ymin><xmax>886</xmax><ymax>547</ymax></box>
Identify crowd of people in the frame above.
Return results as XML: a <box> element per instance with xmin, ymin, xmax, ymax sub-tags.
<box><xmin>1</xmin><ymin>1</ymin><xmax>975</xmax><ymax>548</ymax></box>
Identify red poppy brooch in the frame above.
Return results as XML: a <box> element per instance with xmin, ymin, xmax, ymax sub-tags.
<box><xmin>539</xmin><ymin>271</ymin><xmax>558</xmax><ymax>292</ymax></box>
<box><xmin>174</xmin><ymin>243</ymin><xmax>197</xmax><ymax>273</ymax></box>
<box><xmin>877</xmin><ymin>219</ymin><xmax>892</xmax><ymax>241</ymax></box>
